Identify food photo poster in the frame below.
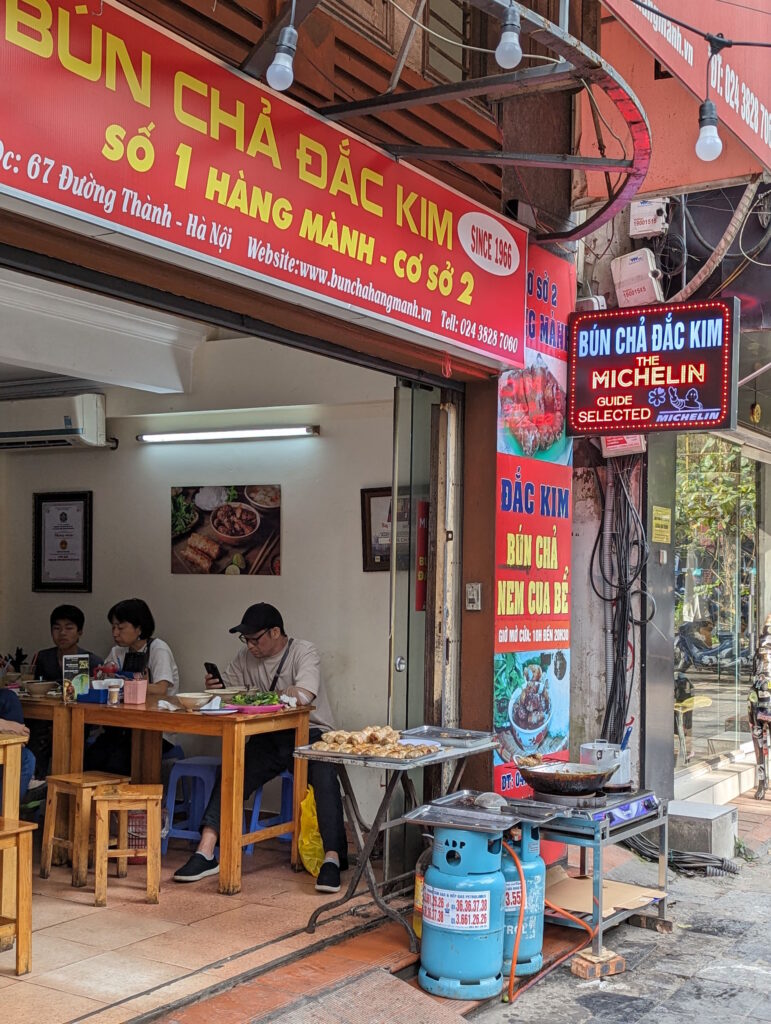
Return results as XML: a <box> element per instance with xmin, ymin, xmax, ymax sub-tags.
<box><xmin>493</xmin><ymin>246</ymin><xmax>574</xmax><ymax>799</ymax></box>
<box><xmin>171</xmin><ymin>485</ymin><xmax>281</xmax><ymax>576</ymax></box>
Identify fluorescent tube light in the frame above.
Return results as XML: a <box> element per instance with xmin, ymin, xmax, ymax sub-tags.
<box><xmin>136</xmin><ymin>426</ymin><xmax>319</xmax><ymax>443</ymax></box>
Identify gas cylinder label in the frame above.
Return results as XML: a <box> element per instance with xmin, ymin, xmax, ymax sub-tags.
<box><xmin>505</xmin><ymin>876</ymin><xmax>545</xmax><ymax>911</ymax></box>
<box><xmin>505</xmin><ymin>881</ymin><xmax>525</xmax><ymax>909</ymax></box>
<box><xmin>422</xmin><ymin>884</ymin><xmax>491</xmax><ymax>930</ymax></box>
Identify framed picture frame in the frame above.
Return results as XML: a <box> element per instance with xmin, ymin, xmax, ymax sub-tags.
<box><xmin>361</xmin><ymin>487</ymin><xmax>412</xmax><ymax>572</ymax></box>
<box><xmin>33</xmin><ymin>491</ymin><xmax>93</xmax><ymax>592</ymax></box>
<box><xmin>361</xmin><ymin>487</ymin><xmax>394</xmax><ymax>572</ymax></box>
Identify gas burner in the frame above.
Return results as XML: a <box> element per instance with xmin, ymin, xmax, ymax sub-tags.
<box><xmin>532</xmin><ymin>790</ymin><xmax>607</xmax><ymax>809</ymax></box>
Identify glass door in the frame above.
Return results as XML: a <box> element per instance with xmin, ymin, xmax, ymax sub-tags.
<box><xmin>674</xmin><ymin>435</ymin><xmax>756</xmax><ymax>768</ymax></box>
<box><xmin>384</xmin><ymin>380</ymin><xmax>449</xmax><ymax>879</ymax></box>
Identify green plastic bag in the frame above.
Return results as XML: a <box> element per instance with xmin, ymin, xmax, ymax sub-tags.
<box><xmin>298</xmin><ymin>784</ymin><xmax>324</xmax><ymax>877</ymax></box>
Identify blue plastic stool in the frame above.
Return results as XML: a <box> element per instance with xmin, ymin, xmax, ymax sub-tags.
<box><xmin>243</xmin><ymin>770</ymin><xmax>294</xmax><ymax>855</ymax></box>
<box><xmin>162</xmin><ymin>756</ymin><xmax>221</xmax><ymax>854</ymax></box>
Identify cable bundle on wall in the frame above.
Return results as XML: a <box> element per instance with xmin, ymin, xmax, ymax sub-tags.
<box><xmin>590</xmin><ymin>455</ymin><xmax>652</xmax><ymax>744</ymax></box>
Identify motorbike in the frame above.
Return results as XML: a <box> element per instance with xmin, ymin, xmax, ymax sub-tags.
<box><xmin>675</xmin><ymin>620</ymin><xmax>752</xmax><ymax>673</ymax></box>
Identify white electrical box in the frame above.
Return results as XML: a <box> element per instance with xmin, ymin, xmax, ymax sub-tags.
<box><xmin>629</xmin><ymin>197</ymin><xmax>669</xmax><ymax>238</ymax></box>
<box><xmin>465</xmin><ymin>583</ymin><xmax>482</xmax><ymax>612</ymax></box>
<box><xmin>601</xmin><ymin>435</ymin><xmax>647</xmax><ymax>458</ymax></box>
<box><xmin>611</xmin><ymin>248</ymin><xmax>664</xmax><ymax>308</ymax></box>
<box><xmin>575</xmin><ymin>295</ymin><xmax>607</xmax><ymax>313</ymax></box>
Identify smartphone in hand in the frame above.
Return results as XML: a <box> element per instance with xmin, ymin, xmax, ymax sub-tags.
<box><xmin>204</xmin><ymin>662</ymin><xmax>224</xmax><ymax>687</ymax></box>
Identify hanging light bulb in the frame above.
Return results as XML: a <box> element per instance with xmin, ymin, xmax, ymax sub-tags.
<box><xmin>695</xmin><ymin>98</ymin><xmax>723</xmax><ymax>162</ymax></box>
<box><xmin>495</xmin><ymin>7</ymin><xmax>522</xmax><ymax>70</ymax></box>
<box><xmin>266</xmin><ymin>25</ymin><xmax>298</xmax><ymax>92</ymax></box>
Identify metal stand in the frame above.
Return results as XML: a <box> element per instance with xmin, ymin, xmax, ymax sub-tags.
<box><xmin>297</xmin><ymin>741</ymin><xmax>495</xmax><ymax>952</ymax></box>
<box><xmin>541</xmin><ymin>801</ymin><xmax>669</xmax><ymax>956</ymax></box>
<box><xmin>307</xmin><ymin>768</ymin><xmax>420</xmax><ymax>947</ymax></box>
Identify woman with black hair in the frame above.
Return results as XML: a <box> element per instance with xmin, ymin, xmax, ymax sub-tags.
<box><xmin>85</xmin><ymin>599</ymin><xmax>179</xmax><ymax>774</ymax></box>
<box><xmin>103</xmin><ymin>598</ymin><xmax>179</xmax><ymax>697</ymax></box>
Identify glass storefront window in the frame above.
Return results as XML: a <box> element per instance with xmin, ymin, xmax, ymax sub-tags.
<box><xmin>674</xmin><ymin>435</ymin><xmax>758</xmax><ymax>769</ymax></box>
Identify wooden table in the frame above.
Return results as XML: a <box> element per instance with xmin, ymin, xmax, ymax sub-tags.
<box><xmin>0</xmin><ymin>733</ymin><xmax>26</xmax><ymax>925</ymax></box>
<box><xmin>69</xmin><ymin>699</ymin><xmax>311</xmax><ymax>895</ymax></box>
<box><xmin>18</xmin><ymin>697</ymin><xmax>73</xmax><ymax>866</ymax></box>
<box><xmin>17</xmin><ymin>697</ymin><xmax>73</xmax><ymax>777</ymax></box>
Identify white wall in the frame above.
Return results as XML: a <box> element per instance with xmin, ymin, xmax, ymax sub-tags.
<box><xmin>0</xmin><ymin>334</ymin><xmax>396</xmax><ymax>812</ymax></box>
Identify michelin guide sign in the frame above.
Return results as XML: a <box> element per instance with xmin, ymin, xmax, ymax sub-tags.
<box><xmin>567</xmin><ymin>299</ymin><xmax>739</xmax><ymax>435</ymax></box>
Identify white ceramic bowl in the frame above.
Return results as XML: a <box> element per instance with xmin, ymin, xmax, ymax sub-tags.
<box><xmin>176</xmin><ymin>692</ymin><xmax>212</xmax><ymax>712</ymax></box>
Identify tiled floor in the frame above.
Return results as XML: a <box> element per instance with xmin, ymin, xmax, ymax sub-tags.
<box><xmin>0</xmin><ymin>840</ymin><xmax>381</xmax><ymax>1024</ymax></box>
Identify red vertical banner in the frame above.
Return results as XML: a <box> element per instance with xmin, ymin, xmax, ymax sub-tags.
<box><xmin>493</xmin><ymin>248</ymin><xmax>575</xmax><ymax>856</ymax></box>
<box><xmin>415</xmin><ymin>500</ymin><xmax>429</xmax><ymax>612</ymax></box>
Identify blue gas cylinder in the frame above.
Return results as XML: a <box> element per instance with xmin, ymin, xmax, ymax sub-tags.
<box><xmin>418</xmin><ymin>826</ymin><xmax>506</xmax><ymax>999</ymax></box>
<box><xmin>502</xmin><ymin>822</ymin><xmax>546</xmax><ymax>976</ymax></box>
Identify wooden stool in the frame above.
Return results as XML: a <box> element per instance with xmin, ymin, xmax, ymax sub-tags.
<box><xmin>93</xmin><ymin>783</ymin><xmax>162</xmax><ymax>907</ymax></box>
<box><xmin>40</xmin><ymin>772</ymin><xmax>128</xmax><ymax>887</ymax></box>
<box><xmin>0</xmin><ymin>733</ymin><xmax>27</xmax><ymax>928</ymax></box>
<box><xmin>0</xmin><ymin>819</ymin><xmax>37</xmax><ymax>975</ymax></box>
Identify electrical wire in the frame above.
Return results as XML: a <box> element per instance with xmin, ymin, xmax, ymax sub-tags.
<box><xmin>623</xmin><ymin>832</ymin><xmax>741</xmax><ymax>876</ymax></box>
<box><xmin>670</xmin><ymin>178</ymin><xmax>761</xmax><ymax>302</ymax></box>
<box><xmin>590</xmin><ymin>456</ymin><xmax>652</xmax><ymax>743</ymax></box>
<box><xmin>629</xmin><ymin>0</ymin><xmax>771</xmax><ymax>49</ymax></box>
<box><xmin>580</xmin><ymin>79</ymin><xmax>630</xmax><ymax>160</ymax></box>
<box><xmin>385</xmin><ymin>0</ymin><xmax>560</xmax><ymax>61</ymax></box>
<box><xmin>737</xmin><ymin>193</ymin><xmax>771</xmax><ymax>268</ymax></box>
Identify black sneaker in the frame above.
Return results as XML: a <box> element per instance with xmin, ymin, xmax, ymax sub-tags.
<box><xmin>315</xmin><ymin>861</ymin><xmax>341</xmax><ymax>893</ymax></box>
<box><xmin>173</xmin><ymin>853</ymin><xmax>219</xmax><ymax>883</ymax></box>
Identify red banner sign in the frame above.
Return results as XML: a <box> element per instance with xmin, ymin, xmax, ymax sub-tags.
<box><xmin>601</xmin><ymin>0</ymin><xmax>771</xmax><ymax>168</ymax></box>
<box><xmin>495</xmin><ymin>453</ymin><xmax>572</xmax><ymax>652</ymax></box>
<box><xmin>567</xmin><ymin>298</ymin><xmax>739</xmax><ymax>435</ymax></box>
<box><xmin>493</xmin><ymin>246</ymin><xmax>573</xmax><ymax>847</ymax></box>
<box><xmin>0</xmin><ymin>0</ymin><xmax>527</xmax><ymax>364</ymax></box>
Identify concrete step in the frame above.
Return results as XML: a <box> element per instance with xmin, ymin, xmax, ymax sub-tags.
<box><xmin>667</xmin><ymin>799</ymin><xmax>738</xmax><ymax>858</ymax></box>
<box><xmin>674</xmin><ymin>754</ymin><xmax>757</xmax><ymax>805</ymax></box>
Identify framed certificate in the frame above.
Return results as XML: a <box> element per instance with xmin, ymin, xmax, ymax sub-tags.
<box><xmin>33</xmin><ymin>491</ymin><xmax>93</xmax><ymax>592</ymax></box>
<box><xmin>360</xmin><ymin>487</ymin><xmax>410</xmax><ymax>573</ymax></box>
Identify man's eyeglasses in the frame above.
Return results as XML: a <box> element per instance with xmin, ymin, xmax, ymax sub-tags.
<box><xmin>239</xmin><ymin>629</ymin><xmax>270</xmax><ymax>647</ymax></box>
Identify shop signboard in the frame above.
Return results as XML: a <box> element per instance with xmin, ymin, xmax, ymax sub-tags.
<box><xmin>0</xmin><ymin>0</ymin><xmax>527</xmax><ymax>366</ymax></box>
<box><xmin>567</xmin><ymin>298</ymin><xmax>739</xmax><ymax>435</ymax></box>
<box><xmin>493</xmin><ymin>248</ymin><xmax>573</xmax><ymax>832</ymax></box>
<box><xmin>600</xmin><ymin>1</ymin><xmax>771</xmax><ymax>170</ymax></box>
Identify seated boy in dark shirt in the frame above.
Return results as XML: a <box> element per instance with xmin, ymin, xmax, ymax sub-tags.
<box><xmin>28</xmin><ymin>605</ymin><xmax>101</xmax><ymax>778</ymax></box>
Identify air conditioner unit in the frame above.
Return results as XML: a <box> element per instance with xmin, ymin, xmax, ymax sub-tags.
<box><xmin>0</xmin><ymin>394</ymin><xmax>107</xmax><ymax>450</ymax></box>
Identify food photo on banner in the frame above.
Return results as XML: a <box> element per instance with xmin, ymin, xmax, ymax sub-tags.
<box><xmin>496</xmin><ymin>248</ymin><xmax>575</xmax><ymax>465</ymax></box>
<box><xmin>171</xmin><ymin>485</ymin><xmax>281</xmax><ymax>575</ymax></box>
<box><xmin>494</xmin><ymin>649</ymin><xmax>570</xmax><ymax>764</ymax></box>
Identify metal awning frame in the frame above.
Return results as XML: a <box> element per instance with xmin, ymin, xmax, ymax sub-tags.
<box><xmin>240</xmin><ymin>1</ymin><xmax>651</xmax><ymax>243</ymax></box>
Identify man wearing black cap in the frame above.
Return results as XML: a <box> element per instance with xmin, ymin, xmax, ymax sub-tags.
<box><xmin>173</xmin><ymin>603</ymin><xmax>348</xmax><ymax>892</ymax></box>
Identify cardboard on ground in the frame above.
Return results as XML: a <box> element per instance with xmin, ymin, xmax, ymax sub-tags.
<box><xmin>546</xmin><ymin>865</ymin><xmax>664</xmax><ymax>918</ymax></box>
